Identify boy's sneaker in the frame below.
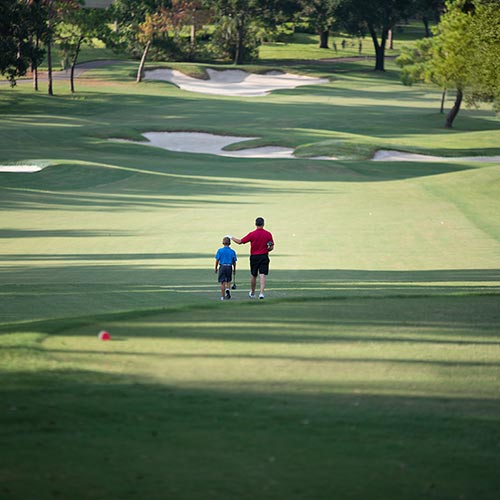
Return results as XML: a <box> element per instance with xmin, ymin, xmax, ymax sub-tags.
<box><xmin>248</xmin><ymin>291</ymin><xmax>256</xmax><ymax>299</ymax></box>
<box><xmin>259</xmin><ymin>294</ymin><xmax>265</xmax><ymax>300</ymax></box>
<box><xmin>220</xmin><ymin>296</ymin><xmax>225</xmax><ymax>301</ymax></box>
<box><xmin>225</xmin><ymin>289</ymin><xmax>231</xmax><ymax>299</ymax></box>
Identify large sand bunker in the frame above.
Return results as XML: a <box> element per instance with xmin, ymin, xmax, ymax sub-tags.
<box><xmin>144</xmin><ymin>68</ymin><xmax>329</xmax><ymax>97</ymax></box>
<box><xmin>112</xmin><ymin>132</ymin><xmax>303</xmax><ymax>159</ymax></box>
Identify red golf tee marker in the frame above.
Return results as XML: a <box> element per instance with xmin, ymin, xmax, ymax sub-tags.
<box><xmin>98</xmin><ymin>331</ymin><xmax>111</xmax><ymax>341</ymax></box>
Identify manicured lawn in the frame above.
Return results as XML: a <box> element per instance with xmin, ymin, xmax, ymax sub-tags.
<box><xmin>1</xmin><ymin>41</ymin><xmax>499</xmax><ymax>500</ymax></box>
<box><xmin>1</xmin><ymin>296</ymin><xmax>500</xmax><ymax>499</ymax></box>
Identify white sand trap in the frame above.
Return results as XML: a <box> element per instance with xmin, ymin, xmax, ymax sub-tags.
<box><xmin>0</xmin><ymin>165</ymin><xmax>45</xmax><ymax>173</ymax></box>
<box><xmin>144</xmin><ymin>68</ymin><xmax>329</xmax><ymax>96</ymax></box>
<box><xmin>112</xmin><ymin>132</ymin><xmax>337</xmax><ymax>160</ymax></box>
<box><xmin>114</xmin><ymin>132</ymin><xmax>296</xmax><ymax>158</ymax></box>
<box><xmin>373</xmin><ymin>150</ymin><xmax>500</xmax><ymax>162</ymax></box>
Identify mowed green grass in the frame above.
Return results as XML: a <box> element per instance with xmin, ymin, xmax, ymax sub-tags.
<box><xmin>2</xmin><ymin>296</ymin><xmax>500</xmax><ymax>499</ymax></box>
<box><xmin>1</xmin><ymin>55</ymin><xmax>500</xmax><ymax>500</ymax></box>
<box><xmin>1</xmin><ymin>60</ymin><xmax>499</xmax><ymax>323</ymax></box>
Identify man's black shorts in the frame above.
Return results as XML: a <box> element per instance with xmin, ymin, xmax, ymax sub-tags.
<box><xmin>218</xmin><ymin>265</ymin><xmax>233</xmax><ymax>283</ymax></box>
<box><xmin>250</xmin><ymin>254</ymin><xmax>270</xmax><ymax>277</ymax></box>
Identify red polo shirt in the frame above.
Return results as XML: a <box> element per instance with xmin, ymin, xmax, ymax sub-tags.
<box><xmin>240</xmin><ymin>227</ymin><xmax>274</xmax><ymax>255</ymax></box>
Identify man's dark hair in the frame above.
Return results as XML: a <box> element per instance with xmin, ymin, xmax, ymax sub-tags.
<box><xmin>255</xmin><ymin>217</ymin><xmax>264</xmax><ymax>226</ymax></box>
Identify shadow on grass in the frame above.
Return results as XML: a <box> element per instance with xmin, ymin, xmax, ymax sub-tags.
<box><xmin>0</xmin><ymin>252</ymin><xmax>213</xmax><ymax>260</ymax></box>
<box><xmin>0</xmin><ymin>158</ymin><xmax>478</xmax><ymax>209</ymax></box>
<box><xmin>0</xmin><ymin>229</ymin><xmax>134</xmax><ymax>239</ymax></box>
<box><xmin>1</xmin><ymin>367</ymin><xmax>499</xmax><ymax>500</ymax></box>
<box><xmin>3</xmin><ymin>84</ymin><xmax>499</xmax><ymax>151</ymax></box>
<box><xmin>0</xmin><ymin>265</ymin><xmax>499</xmax><ymax>325</ymax></box>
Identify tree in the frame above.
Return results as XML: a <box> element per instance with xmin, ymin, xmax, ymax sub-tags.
<box><xmin>136</xmin><ymin>8</ymin><xmax>171</xmax><ymax>82</ymax></box>
<box><xmin>210</xmin><ymin>0</ymin><xmax>261</xmax><ymax>64</ymax></box>
<box><xmin>0</xmin><ymin>0</ymin><xmax>42</xmax><ymax>86</ymax></box>
<box><xmin>25</xmin><ymin>0</ymin><xmax>49</xmax><ymax>91</ymax></box>
<box><xmin>299</xmin><ymin>0</ymin><xmax>341</xmax><ymax>49</ymax></box>
<box><xmin>210</xmin><ymin>0</ymin><xmax>293</xmax><ymax>64</ymax></box>
<box><xmin>337</xmin><ymin>0</ymin><xmax>417</xmax><ymax>71</ymax></box>
<box><xmin>42</xmin><ymin>0</ymin><xmax>83</xmax><ymax>95</ymax></box>
<box><xmin>397</xmin><ymin>0</ymin><xmax>500</xmax><ymax>128</ymax></box>
<box><xmin>172</xmin><ymin>0</ymin><xmax>212</xmax><ymax>58</ymax></box>
<box><xmin>397</xmin><ymin>36</ymin><xmax>449</xmax><ymax>113</ymax></box>
<box><xmin>415</xmin><ymin>0</ymin><xmax>444</xmax><ymax>36</ymax></box>
<box><xmin>431</xmin><ymin>0</ymin><xmax>474</xmax><ymax>127</ymax></box>
<box><xmin>467</xmin><ymin>0</ymin><xmax>500</xmax><ymax>111</ymax></box>
<box><xmin>110</xmin><ymin>0</ymin><xmax>169</xmax><ymax>59</ymax></box>
<box><xmin>55</xmin><ymin>6</ymin><xmax>111</xmax><ymax>92</ymax></box>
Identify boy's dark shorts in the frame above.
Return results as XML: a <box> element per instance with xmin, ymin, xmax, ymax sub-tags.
<box><xmin>218</xmin><ymin>265</ymin><xmax>233</xmax><ymax>283</ymax></box>
<box><xmin>250</xmin><ymin>254</ymin><xmax>270</xmax><ymax>277</ymax></box>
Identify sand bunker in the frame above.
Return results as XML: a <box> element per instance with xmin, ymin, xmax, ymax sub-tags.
<box><xmin>372</xmin><ymin>150</ymin><xmax>500</xmax><ymax>163</ymax></box>
<box><xmin>0</xmin><ymin>165</ymin><xmax>45</xmax><ymax>173</ymax></box>
<box><xmin>144</xmin><ymin>68</ymin><xmax>329</xmax><ymax>97</ymax></box>
<box><xmin>113</xmin><ymin>132</ymin><xmax>297</xmax><ymax>158</ymax></box>
<box><xmin>111</xmin><ymin>133</ymin><xmax>499</xmax><ymax>163</ymax></box>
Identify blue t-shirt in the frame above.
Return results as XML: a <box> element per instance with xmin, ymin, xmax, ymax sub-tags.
<box><xmin>216</xmin><ymin>246</ymin><xmax>237</xmax><ymax>266</ymax></box>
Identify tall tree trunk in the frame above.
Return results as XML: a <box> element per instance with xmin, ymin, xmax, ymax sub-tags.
<box><xmin>32</xmin><ymin>34</ymin><xmax>39</xmax><ymax>91</ymax></box>
<box><xmin>47</xmin><ymin>0</ymin><xmax>54</xmax><ymax>96</ymax></box>
<box><xmin>190</xmin><ymin>24</ymin><xmax>195</xmax><ymax>49</ymax></box>
<box><xmin>440</xmin><ymin>89</ymin><xmax>447</xmax><ymax>114</ymax></box>
<box><xmin>319</xmin><ymin>30</ymin><xmax>329</xmax><ymax>49</ymax></box>
<box><xmin>136</xmin><ymin>39</ymin><xmax>152</xmax><ymax>83</ymax></box>
<box><xmin>234</xmin><ymin>19</ymin><xmax>244</xmax><ymax>65</ymax></box>
<box><xmin>70</xmin><ymin>36</ymin><xmax>83</xmax><ymax>94</ymax></box>
<box><xmin>187</xmin><ymin>24</ymin><xmax>195</xmax><ymax>61</ymax></box>
<box><xmin>47</xmin><ymin>36</ymin><xmax>53</xmax><ymax>95</ymax></box>
<box><xmin>370</xmin><ymin>26</ymin><xmax>388</xmax><ymax>71</ymax></box>
<box><xmin>33</xmin><ymin>66</ymin><xmax>38</xmax><ymax>91</ymax></box>
<box><xmin>423</xmin><ymin>17</ymin><xmax>431</xmax><ymax>37</ymax></box>
<box><xmin>445</xmin><ymin>88</ymin><xmax>463</xmax><ymax>128</ymax></box>
<box><xmin>387</xmin><ymin>29</ymin><xmax>393</xmax><ymax>50</ymax></box>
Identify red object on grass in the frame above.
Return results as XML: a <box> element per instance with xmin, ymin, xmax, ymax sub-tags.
<box><xmin>99</xmin><ymin>330</ymin><xmax>111</xmax><ymax>341</ymax></box>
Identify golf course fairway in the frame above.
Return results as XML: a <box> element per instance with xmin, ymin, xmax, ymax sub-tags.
<box><xmin>1</xmin><ymin>56</ymin><xmax>499</xmax><ymax>500</ymax></box>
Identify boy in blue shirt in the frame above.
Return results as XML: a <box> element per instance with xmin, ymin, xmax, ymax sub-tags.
<box><xmin>215</xmin><ymin>236</ymin><xmax>237</xmax><ymax>300</ymax></box>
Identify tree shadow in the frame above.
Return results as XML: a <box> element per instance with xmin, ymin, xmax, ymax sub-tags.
<box><xmin>0</xmin><ymin>263</ymin><xmax>498</xmax><ymax>326</ymax></box>
<box><xmin>0</xmin><ymin>229</ymin><xmax>134</xmax><ymax>239</ymax></box>
<box><xmin>1</xmin><ymin>367</ymin><xmax>499</xmax><ymax>500</ymax></box>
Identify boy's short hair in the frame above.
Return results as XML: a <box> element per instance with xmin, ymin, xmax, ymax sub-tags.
<box><xmin>255</xmin><ymin>217</ymin><xmax>264</xmax><ymax>227</ymax></box>
<box><xmin>223</xmin><ymin>236</ymin><xmax>231</xmax><ymax>245</ymax></box>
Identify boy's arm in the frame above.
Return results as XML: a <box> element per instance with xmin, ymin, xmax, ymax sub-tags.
<box><xmin>215</xmin><ymin>259</ymin><xmax>220</xmax><ymax>273</ymax></box>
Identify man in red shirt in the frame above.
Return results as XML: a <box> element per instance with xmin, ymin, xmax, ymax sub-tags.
<box><xmin>232</xmin><ymin>217</ymin><xmax>274</xmax><ymax>299</ymax></box>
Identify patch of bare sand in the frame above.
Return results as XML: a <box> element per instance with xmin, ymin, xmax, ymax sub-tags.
<box><xmin>111</xmin><ymin>132</ymin><xmax>337</xmax><ymax>160</ymax></box>
<box><xmin>144</xmin><ymin>68</ymin><xmax>329</xmax><ymax>97</ymax></box>
<box><xmin>0</xmin><ymin>165</ymin><xmax>46</xmax><ymax>173</ymax></box>
<box><xmin>372</xmin><ymin>150</ymin><xmax>500</xmax><ymax>163</ymax></box>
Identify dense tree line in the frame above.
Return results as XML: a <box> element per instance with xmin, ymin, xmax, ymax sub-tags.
<box><xmin>1</xmin><ymin>0</ymin><xmax>445</xmax><ymax>85</ymax></box>
<box><xmin>1</xmin><ymin>0</ymin><xmax>498</xmax><ymax>127</ymax></box>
